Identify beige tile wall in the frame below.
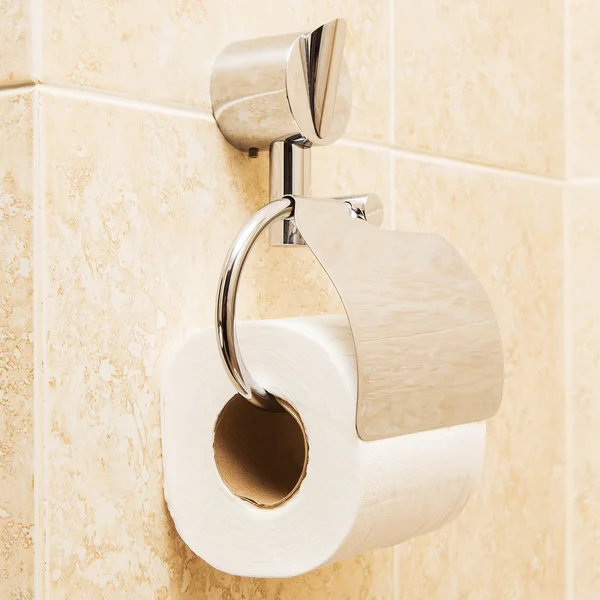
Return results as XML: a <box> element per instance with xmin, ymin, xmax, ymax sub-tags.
<box><xmin>40</xmin><ymin>90</ymin><xmax>394</xmax><ymax>598</ymax></box>
<box><xmin>41</xmin><ymin>0</ymin><xmax>390</xmax><ymax>143</ymax></box>
<box><xmin>567</xmin><ymin>186</ymin><xmax>600</xmax><ymax>599</ymax></box>
<box><xmin>0</xmin><ymin>0</ymin><xmax>31</xmax><ymax>86</ymax></box>
<box><xmin>394</xmin><ymin>160</ymin><xmax>564</xmax><ymax>599</ymax></box>
<box><xmin>394</xmin><ymin>0</ymin><xmax>564</xmax><ymax>176</ymax></box>
<box><xmin>0</xmin><ymin>89</ymin><xmax>34</xmax><ymax>599</ymax></box>
<box><xmin>1</xmin><ymin>0</ymin><xmax>599</xmax><ymax>598</ymax></box>
<box><xmin>569</xmin><ymin>0</ymin><xmax>600</xmax><ymax>177</ymax></box>
<box><xmin>567</xmin><ymin>0</ymin><xmax>600</xmax><ymax>595</ymax></box>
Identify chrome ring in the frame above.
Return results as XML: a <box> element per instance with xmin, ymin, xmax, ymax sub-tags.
<box><xmin>215</xmin><ymin>197</ymin><xmax>294</xmax><ymax>411</ymax></box>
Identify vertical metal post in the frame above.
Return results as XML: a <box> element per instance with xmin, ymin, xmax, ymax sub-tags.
<box><xmin>269</xmin><ymin>141</ymin><xmax>311</xmax><ymax>246</ymax></box>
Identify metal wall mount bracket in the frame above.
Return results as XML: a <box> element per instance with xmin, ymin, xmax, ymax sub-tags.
<box><xmin>211</xmin><ymin>18</ymin><xmax>365</xmax><ymax>245</ymax></box>
<box><xmin>210</xmin><ymin>20</ymin><xmax>505</xmax><ymax>441</ymax></box>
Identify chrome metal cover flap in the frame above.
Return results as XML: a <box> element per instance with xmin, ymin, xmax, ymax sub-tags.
<box><xmin>293</xmin><ymin>196</ymin><xmax>504</xmax><ymax>441</ymax></box>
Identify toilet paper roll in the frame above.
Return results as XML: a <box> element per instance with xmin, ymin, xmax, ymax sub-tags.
<box><xmin>161</xmin><ymin>315</ymin><xmax>486</xmax><ymax>578</ymax></box>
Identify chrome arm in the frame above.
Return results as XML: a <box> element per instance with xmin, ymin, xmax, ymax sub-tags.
<box><xmin>215</xmin><ymin>193</ymin><xmax>382</xmax><ymax>412</ymax></box>
<box><xmin>215</xmin><ymin>197</ymin><xmax>294</xmax><ymax>411</ymax></box>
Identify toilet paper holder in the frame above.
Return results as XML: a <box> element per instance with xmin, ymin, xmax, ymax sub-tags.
<box><xmin>211</xmin><ymin>19</ymin><xmax>504</xmax><ymax>441</ymax></box>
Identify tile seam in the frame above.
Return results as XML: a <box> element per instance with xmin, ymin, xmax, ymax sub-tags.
<box><xmin>393</xmin><ymin>546</ymin><xmax>400</xmax><ymax>600</ymax></box>
<box><xmin>390</xmin><ymin>4</ymin><xmax>399</xmax><ymax>596</ymax></box>
<box><xmin>36</xmin><ymin>84</ymin><xmax>565</xmax><ymax>184</ymax></box>
<box><xmin>388</xmin><ymin>0</ymin><xmax>396</xmax><ymax>147</ymax></box>
<box><xmin>389</xmin><ymin>147</ymin><xmax>564</xmax><ymax>185</ymax></box>
<box><xmin>341</xmin><ymin>137</ymin><xmax>564</xmax><ymax>184</ymax></box>
<box><xmin>0</xmin><ymin>83</ymin><xmax>36</xmax><ymax>94</ymax></box>
<box><xmin>564</xmin><ymin>0</ymin><xmax>572</xmax><ymax>181</ymax></box>
<box><xmin>38</xmin><ymin>82</ymin><xmax>214</xmax><ymax>119</ymax></box>
<box><xmin>564</xmin><ymin>0</ymin><xmax>574</xmax><ymax>592</ymax></box>
<box><xmin>388</xmin><ymin>0</ymin><xmax>397</xmax><ymax>246</ymax></box>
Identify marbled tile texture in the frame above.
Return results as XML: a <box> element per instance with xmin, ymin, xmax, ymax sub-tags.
<box><xmin>0</xmin><ymin>90</ymin><xmax>34</xmax><ymax>599</ymax></box>
<box><xmin>42</xmin><ymin>0</ymin><xmax>390</xmax><ymax>143</ymax></box>
<box><xmin>2</xmin><ymin>0</ymin><xmax>598</xmax><ymax>596</ymax></box>
<box><xmin>40</xmin><ymin>83</ymin><xmax>570</xmax><ymax>598</ymax></box>
<box><xmin>568</xmin><ymin>186</ymin><xmax>600</xmax><ymax>599</ymax></box>
<box><xmin>0</xmin><ymin>0</ymin><xmax>30</xmax><ymax>85</ymax></box>
<box><xmin>395</xmin><ymin>0</ymin><xmax>564</xmax><ymax>176</ymax></box>
<box><xmin>393</xmin><ymin>160</ymin><xmax>564</xmax><ymax>599</ymax></box>
<box><xmin>41</xmin><ymin>90</ymin><xmax>393</xmax><ymax>598</ymax></box>
<box><xmin>569</xmin><ymin>0</ymin><xmax>600</xmax><ymax>177</ymax></box>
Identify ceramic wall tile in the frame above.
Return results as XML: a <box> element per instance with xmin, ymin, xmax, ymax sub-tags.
<box><xmin>0</xmin><ymin>0</ymin><xmax>30</xmax><ymax>85</ymax></box>
<box><xmin>41</xmin><ymin>89</ymin><xmax>393</xmax><ymax>598</ymax></box>
<box><xmin>569</xmin><ymin>0</ymin><xmax>600</xmax><ymax>177</ymax></box>
<box><xmin>261</xmin><ymin>550</ymin><xmax>394</xmax><ymax>600</ymax></box>
<box><xmin>567</xmin><ymin>184</ymin><xmax>600</xmax><ymax>598</ymax></box>
<box><xmin>42</xmin><ymin>0</ymin><xmax>390</xmax><ymax>142</ymax></box>
<box><xmin>1</xmin><ymin>0</ymin><xmax>579</xmax><ymax>593</ymax></box>
<box><xmin>394</xmin><ymin>0</ymin><xmax>564</xmax><ymax>176</ymax></box>
<box><xmin>393</xmin><ymin>158</ymin><xmax>564</xmax><ymax>599</ymax></box>
<box><xmin>0</xmin><ymin>90</ymin><xmax>34</xmax><ymax>598</ymax></box>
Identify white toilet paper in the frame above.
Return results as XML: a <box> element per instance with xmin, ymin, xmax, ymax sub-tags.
<box><xmin>161</xmin><ymin>315</ymin><xmax>486</xmax><ymax>578</ymax></box>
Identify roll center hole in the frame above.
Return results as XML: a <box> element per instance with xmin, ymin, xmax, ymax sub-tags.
<box><xmin>213</xmin><ymin>395</ymin><xmax>308</xmax><ymax>508</ymax></box>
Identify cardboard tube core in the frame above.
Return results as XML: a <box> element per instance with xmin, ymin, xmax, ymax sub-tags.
<box><xmin>213</xmin><ymin>395</ymin><xmax>308</xmax><ymax>508</ymax></box>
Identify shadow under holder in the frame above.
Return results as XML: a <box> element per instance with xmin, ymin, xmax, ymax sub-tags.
<box><xmin>210</xmin><ymin>18</ymin><xmax>505</xmax><ymax>442</ymax></box>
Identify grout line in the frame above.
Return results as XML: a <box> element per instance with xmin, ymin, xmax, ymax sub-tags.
<box><xmin>341</xmin><ymin>137</ymin><xmax>564</xmax><ymax>184</ymax></box>
<box><xmin>31</xmin><ymin>88</ymin><xmax>45</xmax><ymax>600</ymax></box>
<box><xmin>564</xmin><ymin>0</ymin><xmax>572</xmax><ymax>181</ymax></box>
<box><xmin>391</xmin><ymin>146</ymin><xmax>565</xmax><ymax>185</ymax></box>
<box><xmin>393</xmin><ymin>546</ymin><xmax>400</xmax><ymax>600</ymax></box>
<box><xmin>388</xmin><ymin>148</ymin><xmax>396</xmax><ymax>231</ymax></box>
<box><xmin>388</xmin><ymin>0</ymin><xmax>396</xmax><ymax>147</ymax></box>
<box><xmin>37</xmin><ymin>83</ymin><xmax>567</xmax><ymax>185</ymax></box>
<box><xmin>387</xmin><ymin>0</ymin><xmax>397</xmax><ymax>245</ymax></box>
<box><xmin>340</xmin><ymin>136</ymin><xmax>390</xmax><ymax>153</ymax></box>
<box><xmin>0</xmin><ymin>82</ymin><xmax>35</xmax><ymax>94</ymax></box>
<box><xmin>563</xmin><ymin>186</ymin><xmax>574</xmax><ymax>600</ymax></box>
<box><xmin>564</xmin><ymin>0</ymin><xmax>574</xmax><ymax>592</ymax></box>
<box><xmin>38</xmin><ymin>82</ymin><xmax>214</xmax><ymax>119</ymax></box>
